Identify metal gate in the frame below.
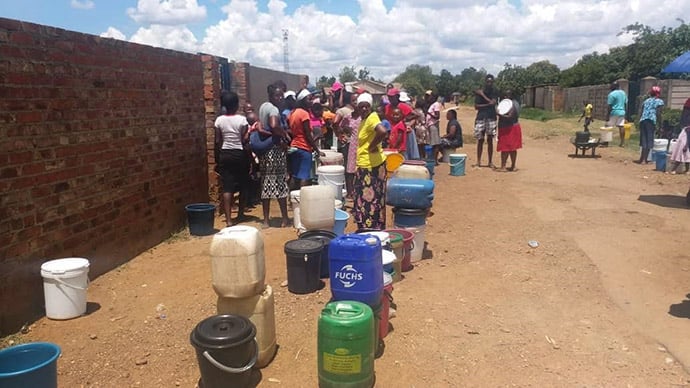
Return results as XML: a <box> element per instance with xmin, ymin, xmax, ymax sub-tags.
<box><xmin>218</xmin><ymin>58</ymin><xmax>233</xmax><ymax>92</ymax></box>
<box><xmin>627</xmin><ymin>80</ymin><xmax>640</xmax><ymax>120</ymax></box>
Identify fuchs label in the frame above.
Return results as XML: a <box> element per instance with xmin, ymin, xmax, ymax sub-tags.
<box><xmin>334</xmin><ymin>264</ymin><xmax>363</xmax><ymax>288</ymax></box>
<box><xmin>323</xmin><ymin>352</ymin><xmax>362</xmax><ymax>374</ymax></box>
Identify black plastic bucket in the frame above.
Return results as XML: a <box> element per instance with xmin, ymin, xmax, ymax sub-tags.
<box><xmin>190</xmin><ymin>314</ymin><xmax>258</xmax><ymax>388</ymax></box>
<box><xmin>185</xmin><ymin>203</ymin><xmax>216</xmax><ymax>236</ymax></box>
<box><xmin>284</xmin><ymin>239</ymin><xmax>323</xmax><ymax>294</ymax></box>
<box><xmin>299</xmin><ymin>230</ymin><xmax>337</xmax><ymax>279</ymax></box>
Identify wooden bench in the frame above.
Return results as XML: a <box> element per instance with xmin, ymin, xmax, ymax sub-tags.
<box><xmin>570</xmin><ymin>131</ymin><xmax>600</xmax><ymax>157</ymax></box>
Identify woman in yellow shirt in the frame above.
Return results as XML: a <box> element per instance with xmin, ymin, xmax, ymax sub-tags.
<box><xmin>354</xmin><ymin>93</ymin><xmax>388</xmax><ymax>229</ymax></box>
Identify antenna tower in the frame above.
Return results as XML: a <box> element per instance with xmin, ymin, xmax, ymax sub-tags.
<box><xmin>282</xmin><ymin>29</ymin><xmax>289</xmax><ymax>72</ymax></box>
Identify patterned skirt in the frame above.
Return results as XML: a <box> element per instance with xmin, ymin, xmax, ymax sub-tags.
<box><xmin>353</xmin><ymin>163</ymin><xmax>387</xmax><ymax>230</ymax></box>
<box><xmin>259</xmin><ymin>146</ymin><xmax>289</xmax><ymax>199</ymax></box>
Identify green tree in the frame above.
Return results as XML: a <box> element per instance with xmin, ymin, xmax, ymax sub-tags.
<box><xmin>393</xmin><ymin>64</ymin><xmax>436</xmax><ymax>98</ymax></box>
<box><xmin>496</xmin><ymin>63</ymin><xmax>528</xmax><ymax>98</ymax></box>
<box><xmin>315</xmin><ymin>75</ymin><xmax>336</xmax><ymax>89</ymax></box>
<box><xmin>338</xmin><ymin>66</ymin><xmax>357</xmax><ymax>83</ymax></box>
<box><xmin>524</xmin><ymin>60</ymin><xmax>560</xmax><ymax>86</ymax></box>
<box><xmin>435</xmin><ymin>69</ymin><xmax>456</xmax><ymax>99</ymax></box>
<box><xmin>454</xmin><ymin>67</ymin><xmax>486</xmax><ymax>98</ymax></box>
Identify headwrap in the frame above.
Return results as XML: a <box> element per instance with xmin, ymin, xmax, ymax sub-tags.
<box><xmin>356</xmin><ymin>93</ymin><xmax>373</xmax><ymax>106</ymax></box>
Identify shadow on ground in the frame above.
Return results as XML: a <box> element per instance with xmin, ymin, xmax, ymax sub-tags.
<box><xmin>669</xmin><ymin>294</ymin><xmax>690</xmax><ymax>319</ymax></box>
<box><xmin>638</xmin><ymin>195</ymin><xmax>690</xmax><ymax>210</ymax></box>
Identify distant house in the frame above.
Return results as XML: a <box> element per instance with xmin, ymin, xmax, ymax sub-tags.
<box><xmin>324</xmin><ymin>80</ymin><xmax>405</xmax><ymax>106</ymax></box>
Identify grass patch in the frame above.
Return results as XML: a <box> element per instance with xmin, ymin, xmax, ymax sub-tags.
<box><xmin>1</xmin><ymin>328</ymin><xmax>29</xmax><ymax>350</ymax></box>
<box><xmin>520</xmin><ymin>107</ymin><xmax>566</xmax><ymax>122</ymax></box>
<box><xmin>166</xmin><ymin>228</ymin><xmax>190</xmax><ymax>244</ymax></box>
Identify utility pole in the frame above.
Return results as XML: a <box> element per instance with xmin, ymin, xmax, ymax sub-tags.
<box><xmin>282</xmin><ymin>29</ymin><xmax>289</xmax><ymax>73</ymax></box>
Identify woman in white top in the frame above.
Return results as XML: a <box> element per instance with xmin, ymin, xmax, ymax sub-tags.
<box><xmin>214</xmin><ymin>90</ymin><xmax>250</xmax><ymax>226</ymax></box>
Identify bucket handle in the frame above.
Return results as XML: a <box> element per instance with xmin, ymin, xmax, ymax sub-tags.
<box><xmin>448</xmin><ymin>158</ymin><xmax>466</xmax><ymax>167</ymax></box>
<box><xmin>203</xmin><ymin>339</ymin><xmax>258</xmax><ymax>374</ymax></box>
<box><xmin>53</xmin><ymin>276</ymin><xmax>90</xmax><ymax>291</ymax></box>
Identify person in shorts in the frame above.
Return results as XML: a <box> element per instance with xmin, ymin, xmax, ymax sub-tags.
<box><xmin>473</xmin><ymin>74</ymin><xmax>499</xmax><ymax>167</ymax></box>
<box><xmin>607</xmin><ymin>81</ymin><xmax>628</xmax><ymax>147</ymax></box>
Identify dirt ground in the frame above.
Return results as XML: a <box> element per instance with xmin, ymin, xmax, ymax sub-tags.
<box><xmin>9</xmin><ymin>106</ymin><xmax>690</xmax><ymax>387</ymax></box>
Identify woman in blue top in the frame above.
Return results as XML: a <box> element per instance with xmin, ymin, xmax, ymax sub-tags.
<box><xmin>635</xmin><ymin>86</ymin><xmax>664</xmax><ymax>164</ymax></box>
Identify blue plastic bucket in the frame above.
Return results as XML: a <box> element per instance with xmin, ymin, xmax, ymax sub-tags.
<box><xmin>424</xmin><ymin>145</ymin><xmax>433</xmax><ymax>156</ymax></box>
<box><xmin>0</xmin><ymin>342</ymin><xmax>61</xmax><ymax>388</ymax></box>
<box><xmin>185</xmin><ymin>203</ymin><xmax>216</xmax><ymax>236</ymax></box>
<box><xmin>333</xmin><ymin>209</ymin><xmax>349</xmax><ymax>236</ymax></box>
<box><xmin>449</xmin><ymin>153</ymin><xmax>467</xmax><ymax>176</ymax></box>
<box><xmin>653</xmin><ymin>150</ymin><xmax>668</xmax><ymax>172</ymax></box>
<box><xmin>329</xmin><ymin>234</ymin><xmax>383</xmax><ymax>306</ymax></box>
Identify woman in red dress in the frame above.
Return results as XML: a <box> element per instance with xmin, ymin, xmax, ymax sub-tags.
<box><xmin>496</xmin><ymin>90</ymin><xmax>523</xmax><ymax>172</ymax></box>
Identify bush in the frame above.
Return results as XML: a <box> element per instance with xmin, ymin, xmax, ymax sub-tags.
<box><xmin>662</xmin><ymin>107</ymin><xmax>682</xmax><ymax>131</ymax></box>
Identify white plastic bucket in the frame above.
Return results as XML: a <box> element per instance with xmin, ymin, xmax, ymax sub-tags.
<box><xmin>441</xmin><ymin>147</ymin><xmax>456</xmax><ymax>163</ymax></box>
<box><xmin>653</xmin><ymin>138</ymin><xmax>669</xmax><ymax>152</ymax></box>
<box><xmin>394</xmin><ymin>225</ymin><xmax>426</xmax><ymax>263</ymax></box>
<box><xmin>317</xmin><ymin>165</ymin><xmax>345</xmax><ymax>201</ymax></box>
<box><xmin>41</xmin><ymin>258</ymin><xmax>90</xmax><ymax>320</ymax></box>
<box><xmin>600</xmin><ymin>130</ymin><xmax>613</xmax><ymax>142</ymax></box>
<box><xmin>319</xmin><ymin>150</ymin><xmax>344</xmax><ymax>166</ymax></box>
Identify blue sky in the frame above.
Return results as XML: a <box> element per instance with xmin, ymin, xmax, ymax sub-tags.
<box><xmin>1</xmin><ymin>0</ymin><xmax>688</xmax><ymax>81</ymax></box>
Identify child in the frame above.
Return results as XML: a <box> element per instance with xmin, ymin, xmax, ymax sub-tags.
<box><xmin>245</xmin><ymin>110</ymin><xmax>262</xmax><ymax>206</ymax></box>
<box><xmin>668</xmin><ymin>126</ymin><xmax>690</xmax><ymax>174</ymax></box>
<box><xmin>388</xmin><ymin>107</ymin><xmax>407</xmax><ymax>153</ymax></box>
<box><xmin>578</xmin><ymin>101</ymin><xmax>593</xmax><ymax>132</ymax></box>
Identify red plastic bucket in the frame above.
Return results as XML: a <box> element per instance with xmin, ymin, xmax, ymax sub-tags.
<box><xmin>380</xmin><ymin>273</ymin><xmax>393</xmax><ymax>339</ymax></box>
<box><xmin>385</xmin><ymin>228</ymin><xmax>414</xmax><ymax>272</ymax></box>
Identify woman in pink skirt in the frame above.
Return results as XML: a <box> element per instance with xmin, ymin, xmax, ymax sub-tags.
<box><xmin>496</xmin><ymin>90</ymin><xmax>523</xmax><ymax>171</ymax></box>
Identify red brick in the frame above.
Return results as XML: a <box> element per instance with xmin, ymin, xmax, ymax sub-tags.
<box><xmin>21</xmin><ymin>162</ymin><xmax>45</xmax><ymax>176</ymax></box>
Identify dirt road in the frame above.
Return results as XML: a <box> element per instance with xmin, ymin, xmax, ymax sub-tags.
<box><xmin>12</xmin><ymin>106</ymin><xmax>690</xmax><ymax>387</ymax></box>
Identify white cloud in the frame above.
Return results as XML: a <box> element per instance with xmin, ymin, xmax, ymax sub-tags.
<box><xmin>130</xmin><ymin>25</ymin><xmax>200</xmax><ymax>53</ymax></box>
<box><xmin>127</xmin><ymin>0</ymin><xmax>207</xmax><ymax>25</ymax></box>
<box><xmin>106</xmin><ymin>0</ymin><xmax>690</xmax><ymax>82</ymax></box>
<box><xmin>70</xmin><ymin>0</ymin><xmax>94</xmax><ymax>10</ymax></box>
<box><xmin>100</xmin><ymin>27</ymin><xmax>126</xmax><ymax>41</ymax></box>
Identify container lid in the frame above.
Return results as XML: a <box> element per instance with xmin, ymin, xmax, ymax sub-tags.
<box><xmin>402</xmin><ymin>160</ymin><xmax>426</xmax><ymax>166</ymax></box>
<box><xmin>382</xmin><ymin>250</ymin><xmax>396</xmax><ymax>266</ymax></box>
<box><xmin>321</xmin><ymin>301</ymin><xmax>371</xmax><ymax>320</ymax></box>
<box><xmin>383</xmin><ymin>272</ymin><xmax>393</xmax><ymax>286</ymax></box>
<box><xmin>388</xmin><ymin>232</ymin><xmax>403</xmax><ymax>244</ymax></box>
<box><xmin>299</xmin><ymin>229</ymin><xmax>337</xmax><ymax>240</ymax></box>
<box><xmin>317</xmin><ymin>165</ymin><xmax>345</xmax><ymax>173</ymax></box>
<box><xmin>40</xmin><ymin>258</ymin><xmax>90</xmax><ymax>275</ymax></box>
<box><xmin>357</xmin><ymin>231</ymin><xmax>390</xmax><ymax>245</ymax></box>
<box><xmin>449</xmin><ymin>153</ymin><xmax>467</xmax><ymax>157</ymax></box>
<box><xmin>284</xmin><ymin>238</ymin><xmax>324</xmax><ymax>254</ymax></box>
<box><xmin>190</xmin><ymin>314</ymin><xmax>256</xmax><ymax>350</ymax></box>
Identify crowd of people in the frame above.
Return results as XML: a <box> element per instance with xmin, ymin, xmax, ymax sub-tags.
<box><xmin>213</xmin><ymin>77</ymin><xmax>526</xmax><ymax>229</ymax></box>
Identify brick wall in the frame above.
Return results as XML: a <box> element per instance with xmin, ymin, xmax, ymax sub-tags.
<box><xmin>0</xmin><ymin>18</ymin><xmax>208</xmax><ymax>334</ymax></box>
